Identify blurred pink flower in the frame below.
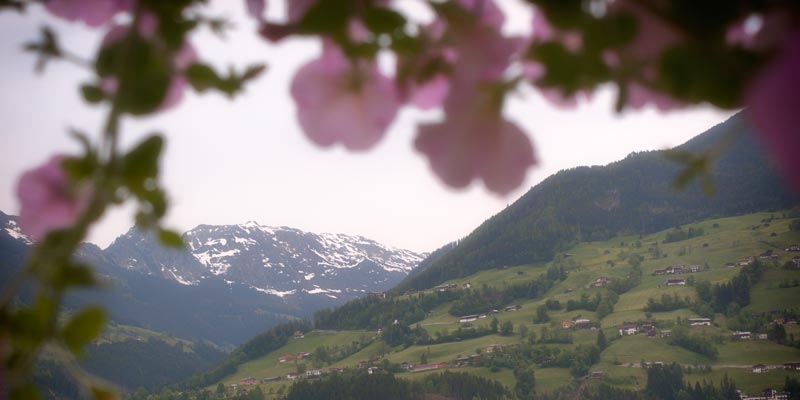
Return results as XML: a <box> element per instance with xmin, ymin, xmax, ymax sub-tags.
<box><xmin>746</xmin><ymin>31</ymin><xmax>800</xmax><ymax>192</ymax></box>
<box><xmin>415</xmin><ymin>113</ymin><xmax>537</xmax><ymax>195</ymax></box>
<box><xmin>290</xmin><ymin>42</ymin><xmax>399</xmax><ymax>151</ymax></box>
<box><xmin>44</xmin><ymin>0</ymin><xmax>133</xmax><ymax>27</ymax></box>
<box><xmin>246</xmin><ymin>0</ymin><xmax>266</xmax><ymax>20</ymax></box>
<box><xmin>414</xmin><ymin>0</ymin><xmax>536</xmax><ymax>194</ymax></box>
<box><xmin>408</xmin><ymin>75</ymin><xmax>450</xmax><ymax>110</ymax></box>
<box><xmin>17</xmin><ymin>156</ymin><xmax>91</xmax><ymax>241</ymax></box>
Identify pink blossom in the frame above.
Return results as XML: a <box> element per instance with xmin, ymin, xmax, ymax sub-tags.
<box><xmin>44</xmin><ymin>0</ymin><xmax>133</xmax><ymax>27</ymax></box>
<box><xmin>746</xmin><ymin>31</ymin><xmax>800</xmax><ymax>192</ymax></box>
<box><xmin>17</xmin><ymin>156</ymin><xmax>91</xmax><ymax>241</ymax></box>
<box><xmin>287</xmin><ymin>0</ymin><xmax>318</xmax><ymax>23</ymax></box>
<box><xmin>290</xmin><ymin>42</ymin><xmax>399</xmax><ymax>151</ymax></box>
<box><xmin>408</xmin><ymin>75</ymin><xmax>450</xmax><ymax>110</ymax></box>
<box><xmin>246</xmin><ymin>0</ymin><xmax>266</xmax><ymax>20</ymax></box>
<box><xmin>415</xmin><ymin>113</ymin><xmax>537</xmax><ymax>195</ymax></box>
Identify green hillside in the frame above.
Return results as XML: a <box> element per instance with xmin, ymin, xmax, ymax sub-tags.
<box><xmin>395</xmin><ymin>113</ymin><xmax>797</xmax><ymax>293</ymax></box>
<box><xmin>184</xmin><ymin>210</ymin><xmax>800</xmax><ymax>399</ymax></box>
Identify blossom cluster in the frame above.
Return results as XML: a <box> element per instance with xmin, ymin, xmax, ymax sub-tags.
<box><xmin>17</xmin><ymin>0</ymin><xmax>800</xmax><ymax>241</ymax></box>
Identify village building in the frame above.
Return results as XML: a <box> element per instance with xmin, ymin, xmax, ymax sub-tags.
<box><xmin>739</xmin><ymin>256</ymin><xmax>756</xmax><ymax>266</ymax></box>
<box><xmin>653</xmin><ymin>268</ymin><xmax>667</xmax><ymax>276</ymax></box>
<box><xmin>239</xmin><ymin>377</ymin><xmax>257</xmax><ymax>386</ymax></box>
<box><xmin>561</xmin><ymin>320</ymin><xmax>575</xmax><ymax>329</ymax></box>
<box><xmin>286</xmin><ymin>373</ymin><xmax>300</xmax><ymax>381</ymax></box>
<box><xmin>279</xmin><ymin>354</ymin><xmax>295</xmax><ymax>363</ymax></box>
<box><xmin>504</xmin><ymin>304</ymin><xmax>522</xmax><ymax>312</ymax></box>
<box><xmin>411</xmin><ymin>362</ymin><xmax>449</xmax><ymax>373</ymax></box>
<box><xmin>459</xmin><ymin>315</ymin><xmax>479</xmax><ymax>323</ymax></box>
<box><xmin>688</xmin><ymin>265</ymin><xmax>701</xmax><ymax>273</ymax></box>
<box><xmin>306</xmin><ymin>369</ymin><xmax>323</xmax><ymax>379</ymax></box>
<box><xmin>590</xmin><ymin>277</ymin><xmax>613</xmax><ymax>288</ymax></box>
<box><xmin>618</xmin><ymin>323</ymin><xmax>638</xmax><ymax>336</ymax></box>
<box><xmin>486</xmin><ymin>344</ymin><xmax>504</xmax><ymax>353</ymax></box>
<box><xmin>590</xmin><ymin>371</ymin><xmax>605</xmax><ymax>379</ymax></box>
<box><xmin>293</xmin><ymin>330</ymin><xmax>305</xmax><ymax>339</ymax></box>
<box><xmin>574</xmin><ymin>318</ymin><xmax>591</xmax><ymax>327</ymax></box>
<box><xmin>725</xmin><ymin>262</ymin><xmax>736</xmax><ymax>268</ymax></box>
<box><xmin>368</xmin><ymin>291</ymin><xmax>387</xmax><ymax>299</ymax></box>
<box><xmin>296</xmin><ymin>351</ymin><xmax>310</xmax><ymax>360</ymax></box>
<box><xmin>463</xmin><ymin>283</ymin><xmax>472</xmax><ymax>289</ymax></box>
<box><xmin>688</xmin><ymin>318</ymin><xmax>712</xmax><ymax>326</ymax></box>
<box><xmin>757</xmin><ymin>333</ymin><xmax>769</xmax><ymax>340</ymax></box>
<box><xmin>751</xmin><ymin>364</ymin><xmax>768</xmax><ymax>373</ymax></box>
<box><xmin>786</xmin><ymin>244</ymin><xmax>800</xmax><ymax>252</ymax></box>
<box><xmin>660</xmin><ymin>329</ymin><xmax>672</xmax><ymax>338</ymax></box>
<box><xmin>664</xmin><ymin>278</ymin><xmax>686</xmax><ymax>286</ymax></box>
<box><xmin>785</xmin><ymin>362</ymin><xmax>800</xmax><ymax>370</ymax></box>
<box><xmin>329</xmin><ymin>367</ymin><xmax>345</xmax><ymax>374</ymax></box>
<box><xmin>732</xmin><ymin>331</ymin><xmax>752</xmax><ymax>340</ymax></box>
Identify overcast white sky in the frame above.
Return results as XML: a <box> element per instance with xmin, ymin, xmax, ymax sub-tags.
<box><xmin>0</xmin><ymin>1</ymin><xmax>733</xmax><ymax>253</ymax></box>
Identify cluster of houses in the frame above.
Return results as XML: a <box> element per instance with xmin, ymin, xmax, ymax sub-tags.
<box><xmin>738</xmin><ymin>388</ymin><xmax>789</xmax><ymax>400</ymax></box>
<box><xmin>617</xmin><ymin>321</ymin><xmax>667</xmax><ymax>338</ymax></box>
<box><xmin>653</xmin><ymin>265</ymin><xmax>701</xmax><ymax>276</ymax></box>
<box><xmin>731</xmin><ymin>331</ymin><xmax>769</xmax><ymax>341</ymax></box>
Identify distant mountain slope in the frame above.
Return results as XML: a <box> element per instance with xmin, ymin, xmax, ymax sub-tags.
<box><xmin>396</xmin><ymin>113</ymin><xmax>798</xmax><ymax>292</ymax></box>
<box><xmin>0</xmin><ymin>214</ymin><xmax>423</xmax><ymax>346</ymax></box>
<box><xmin>105</xmin><ymin>222</ymin><xmax>424</xmax><ymax>300</ymax></box>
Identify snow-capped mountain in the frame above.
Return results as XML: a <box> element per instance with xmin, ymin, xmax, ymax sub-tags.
<box><xmin>104</xmin><ymin>221</ymin><xmax>425</xmax><ymax>301</ymax></box>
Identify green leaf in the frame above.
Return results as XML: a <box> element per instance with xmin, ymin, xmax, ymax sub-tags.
<box><xmin>122</xmin><ymin>135</ymin><xmax>164</xmax><ymax>192</ymax></box>
<box><xmin>10</xmin><ymin>384</ymin><xmax>41</xmax><ymax>400</ymax></box>
<box><xmin>158</xmin><ymin>228</ymin><xmax>184</xmax><ymax>248</ymax></box>
<box><xmin>363</xmin><ymin>7</ymin><xmax>406</xmax><ymax>34</ymax></box>
<box><xmin>54</xmin><ymin>262</ymin><xmax>97</xmax><ymax>289</ymax></box>
<box><xmin>80</xmin><ymin>84</ymin><xmax>106</xmax><ymax>104</ymax></box>
<box><xmin>185</xmin><ymin>63</ymin><xmax>221</xmax><ymax>92</ymax></box>
<box><xmin>62</xmin><ymin>306</ymin><xmax>106</xmax><ymax>356</ymax></box>
<box><xmin>296</xmin><ymin>0</ymin><xmax>351</xmax><ymax>35</ymax></box>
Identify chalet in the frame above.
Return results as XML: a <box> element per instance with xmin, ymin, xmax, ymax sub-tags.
<box><xmin>293</xmin><ymin>330</ymin><xmax>305</xmax><ymax>339</ymax></box>
<box><xmin>459</xmin><ymin>315</ymin><xmax>479</xmax><ymax>323</ymax></box>
<box><xmin>590</xmin><ymin>371</ymin><xmax>605</xmax><ymax>379</ymax></box>
<box><xmin>760</xmin><ymin>250</ymin><xmax>778</xmax><ymax>259</ymax></box>
<box><xmin>646</xmin><ymin>329</ymin><xmax>657</xmax><ymax>338</ymax></box>
<box><xmin>486</xmin><ymin>344</ymin><xmax>504</xmax><ymax>353</ymax></box>
<box><xmin>784</xmin><ymin>362</ymin><xmax>800</xmax><ymax>371</ymax></box>
<box><xmin>574</xmin><ymin>318</ymin><xmax>591</xmax><ymax>327</ymax></box>
<box><xmin>463</xmin><ymin>283</ymin><xmax>472</xmax><ymax>289</ymax></box>
<box><xmin>653</xmin><ymin>269</ymin><xmax>667</xmax><ymax>276</ymax></box>
<box><xmin>434</xmin><ymin>284</ymin><xmax>458</xmax><ymax>292</ymax></box>
<box><xmin>732</xmin><ymin>331</ymin><xmax>752</xmax><ymax>340</ymax></box>
<box><xmin>504</xmin><ymin>304</ymin><xmax>521</xmax><ymax>312</ymax></box>
<box><xmin>660</xmin><ymin>330</ymin><xmax>672</xmax><ymax>338</ymax></box>
<box><xmin>757</xmin><ymin>333</ymin><xmax>769</xmax><ymax>340</ymax></box>
<box><xmin>239</xmin><ymin>377</ymin><xmax>257</xmax><ymax>386</ymax></box>
<box><xmin>688</xmin><ymin>318</ymin><xmax>712</xmax><ymax>326</ymax></box>
<box><xmin>306</xmin><ymin>369</ymin><xmax>323</xmax><ymax>378</ymax></box>
<box><xmin>786</xmin><ymin>245</ymin><xmax>800</xmax><ymax>252</ymax></box>
<box><xmin>367</xmin><ymin>366</ymin><xmax>381</xmax><ymax>374</ymax></box>
<box><xmin>671</xmin><ymin>265</ymin><xmax>685</xmax><ymax>274</ymax></box>
<box><xmin>664</xmin><ymin>278</ymin><xmax>686</xmax><ymax>286</ymax></box>
<box><xmin>400</xmin><ymin>362</ymin><xmax>411</xmax><ymax>371</ymax></box>
<box><xmin>455</xmin><ymin>356</ymin><xmax>471</xmax><ymax>367</ymax></box>
<box><xmin>618</xmin><ymin>323</ymin><xmax>638</xmax><ymax>336</ymax></box>
<box><xmin>688</xmin><ymin>265</ymin><xmax>701</xmax><ymax>273</ymax></box>
<box><xmin>329</xmin><ymin>367</ymin><xmax>345</xmax><ymax>374</ymax></box>
<box><xmin>286</xmin><ymin>373</ymin><xmax>300</xmax><ymax>381</ymax></box>
<box><xmin>357</xmin><ymin>361</ymin><xmax>368</xmax><ymax>369</ymax></box>
<box><xmin>279</xmin><ymin>354</ymin><xmax>295</xmax><ymax>363</ymax></box>
<box><xmin>752</xmin><ymin>364</ymin><xmax>768</xmax><ymax>373</ymax></box>
<box><xmin>368</xmin><ymin>291</ymin><xmax>387</xmax><ymax>299</ymax></box>
<box><xmin>590</xmin><ymin>277</ymin><xmax>612</xmax><ymax>288</ymax></box>
<box><xmin>739</xmin><ymin>256</ymin><xmax>756</xmax><ymax>266</ymax></box>
<box><xmin>791</xmin><ymin>256</ymin><xmax>800</xmax><ymax>267</ymax></box>
<box><xmin>297</xmin><ymin>351</ymin><xmax>310</xmax><ymax>360</ymax></box>
<box><xmin>262</xmin><ymin>376</ymin><xmax>281</xmax><ymax>383</ymax></box>
<box><xmin>561</xmin><ymin>320</ymin><xmax>575</xmax><ymax>329</ymax></box>
<box><xmin>411</xmin><ymin>362</ymin><xmax>448</xmax><ymax>373</ymax></box>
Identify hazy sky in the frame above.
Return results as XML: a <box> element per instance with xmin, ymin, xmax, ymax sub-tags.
<box><xmin>0</xmin><ymin>1</ymin><xmax>733</xmax><ymax>253</ymax></box>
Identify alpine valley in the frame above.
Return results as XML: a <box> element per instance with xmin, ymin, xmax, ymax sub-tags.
<box><xmin>8</xmin><ymin>113</ymin><xmax>800</xmax><ymax>399</ymax></box>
